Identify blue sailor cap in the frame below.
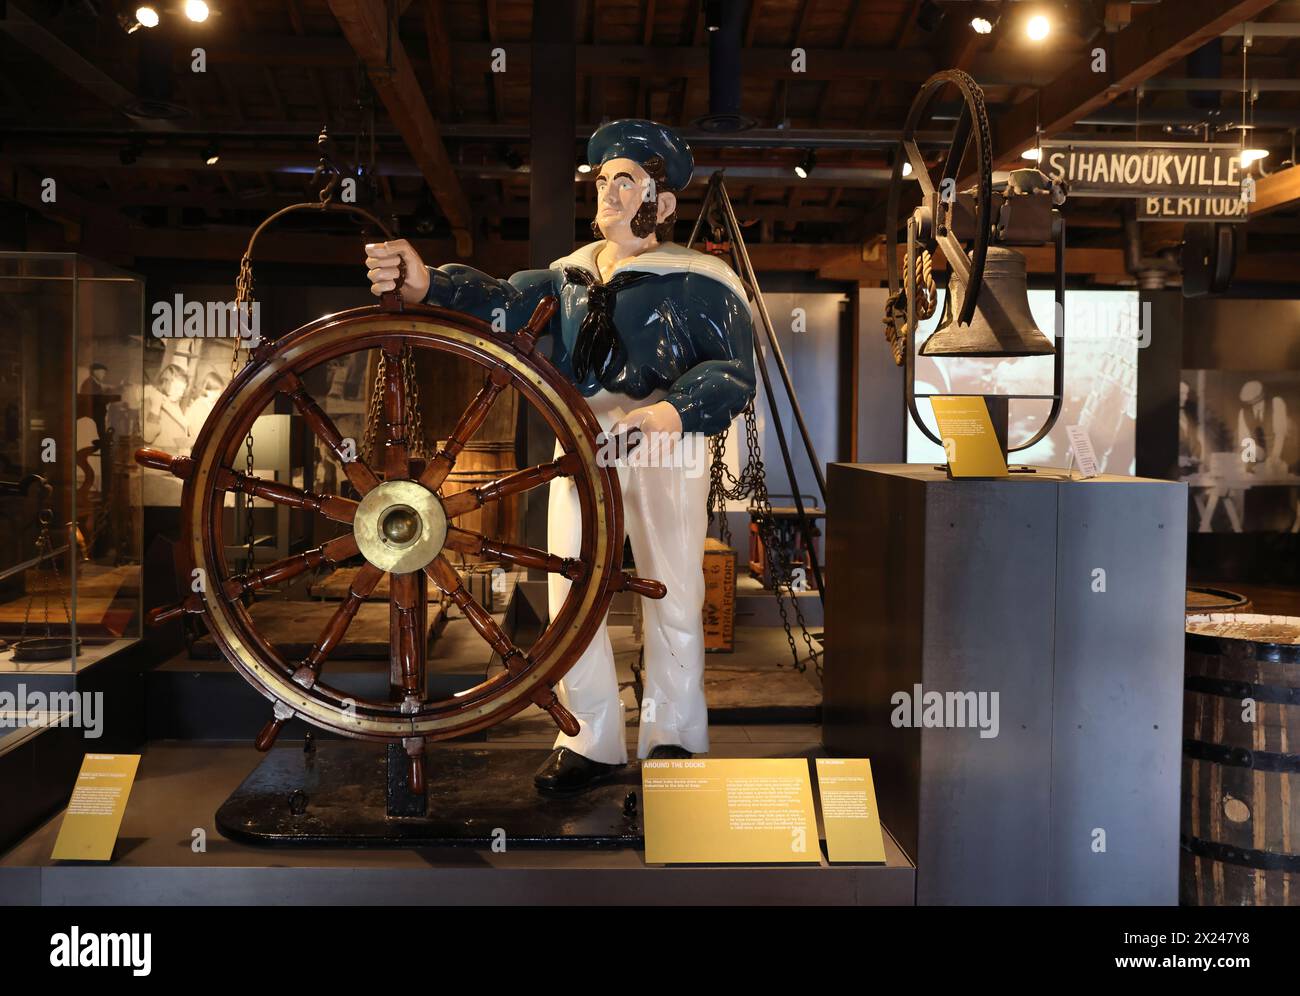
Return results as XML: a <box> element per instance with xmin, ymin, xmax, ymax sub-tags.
<box><xmin>587</xmin><ymin>119</ymin><xmax>694</xmax><ymax>190</ymax></box>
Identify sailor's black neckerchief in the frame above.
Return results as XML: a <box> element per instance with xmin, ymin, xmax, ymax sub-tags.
<box><xmin>563</xmin><ymin>265</ymin><xmax>653</xmax><ymax>386</ymax></box>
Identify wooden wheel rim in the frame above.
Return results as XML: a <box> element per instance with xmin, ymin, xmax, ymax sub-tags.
<box><xmin>183</xmin><ymin>304</ymin><xmax>622</xmax><ymax>741</ymax></box>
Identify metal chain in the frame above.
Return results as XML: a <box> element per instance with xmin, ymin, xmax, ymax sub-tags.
<box><xmin>232</xmin><ymin>268</ymin><xmax>257</xmax><ymax>577</ymax></box>
<box><xmin>706</xmin><ymin>404</ymin><xmax>821</xmax><ymax>675</ymax></box>
<box><xmin>362</xmin><ymin>347</ymin><xmax>427</xmax><ymax>467</ymax></box>
<box><xmin>401</xmin><ymin>347</ymin><xmax>427</xmax><ymax>460</ymax></box>
<box><xmin>362</xmin><ymin>351</ymin><xmax>386</xmax><ymax>467</ymax></box>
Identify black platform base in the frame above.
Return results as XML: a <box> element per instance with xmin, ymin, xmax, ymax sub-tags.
<box><xmin>215</xmin><ymin>742</ymin><xmax>644</xmax><ymax>848</ymax></box>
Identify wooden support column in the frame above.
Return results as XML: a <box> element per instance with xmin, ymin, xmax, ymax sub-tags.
<box><xmin>522</xmin><ymin>0</ymin><xmax>577</xmax><ymax>551</ymax></box>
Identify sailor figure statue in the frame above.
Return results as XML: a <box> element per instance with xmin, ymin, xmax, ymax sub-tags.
<box><xmin>366</xmin><ymin>120</ymin><xmax>756</xmax><ymax>794</ymax></box>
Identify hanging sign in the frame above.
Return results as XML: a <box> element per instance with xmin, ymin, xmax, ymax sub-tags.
<box><xmin>1039</xmin><ymin>141</ymin><xmax>1243</xmax><ymax>200</ymax></box>
<box><xmin>1137</xmin><ymin>195</ymin><xmax>1249</xmax><ymax>222</ymax></box>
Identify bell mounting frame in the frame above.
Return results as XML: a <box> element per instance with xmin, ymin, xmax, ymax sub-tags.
<box><xmin>885</xmin><ymin>68</ymin><xmax>1067</xmax><ymax>456</ymax></box>
<box><xmin>136</xmin><ymin>294</ymin><xmax>667</xmax><ymax>794</ymax></box>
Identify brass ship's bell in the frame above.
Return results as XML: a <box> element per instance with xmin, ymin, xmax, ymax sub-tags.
<box><xmin>920</xmin><ymin>246</ymin><xmax>1056</xmax><ymax>358</ymax></box>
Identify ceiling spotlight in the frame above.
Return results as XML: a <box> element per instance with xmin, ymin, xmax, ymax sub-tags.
<box><xmin>202</xmin><ymin>141</ymin><xmax>220</xmax><ymax>166</ymax></box>
<box><xmin>1021</xmin><ymin>147</ymin><xmax>1042</xmax><ymax>161</ymax></box>
<box><xmin>1026</xmin><ymin>13</ymin><xmax>1051</xmax><ymax>42</ymax></box>
<box><xmin>577</xmin><ymin>163</ymin><xmax>592</xmax><ymax>174</ymax></box>
<box><xmin>184</xmin><ymin>0</ymin><xmax>210</xmax><ymax>23</ymax></box>
<box><xmin>902</xmin><ymin>161</ymin><xmax>914</xmax><ymax>177</ymax></box>
<box><xmin>971</xmin><ymin>16</ymin><xmax>995</xmax><ymax>35</ymax></box>
<box><xmin>135</xmin><ymin>5</ymin><xmax>159</xmax><ymax>28</ymax></box>
<box><xmin>1240</xmin><ymin>148</ymin><xmax>1269</xmax><ymax>166</ymax></box>
<box><xmin>794</xmin><ymin>149</ymin><xmax>816</xmax><ymax>179</ymax></box>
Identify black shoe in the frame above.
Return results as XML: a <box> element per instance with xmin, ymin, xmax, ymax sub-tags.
<box><xmin>646</xmin><ymin>745</ymin><xmax>693</xmax><ymax>760</ymax></box>
<box><xmin>533</xmin><ymin>747</ymin><xmax>622</xmax><ymax>796</ymax></box>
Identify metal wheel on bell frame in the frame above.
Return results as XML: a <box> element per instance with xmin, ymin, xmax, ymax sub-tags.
<box><xmin>885</xmin><ymin>68</ymin><xmax>1064</xmax><ymax>455</ymax></box>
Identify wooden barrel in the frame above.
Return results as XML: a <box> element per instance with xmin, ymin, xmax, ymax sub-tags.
<box><xmin>1186</xmin><ymin>586</ymin><xmax>1253</xmax><ymax>614</ymax></box>
<box><xmin>440</xmin><ymin>440</ymin><xmax>520</xmax><ymax>561</ymax></box>
<box><xmin>1182</xmin><ymin>613</ymin><xmax>1300</xmax><ymax>905</ymax></box>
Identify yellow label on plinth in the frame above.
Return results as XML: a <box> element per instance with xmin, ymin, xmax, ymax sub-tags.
<box><xmin>815</xmin><ymin>758</ymin><xmax>886</xmax><ymax>864</ymax></box>
<box><xmin>930</xmin><ymin>395</ymin><xmax>1008</xmax><ymax>478</ymax></box>
<box><xmin>642</xmin><ymin>757</ymin><xmax>819</xmax><ymax>864</ymax></box>
<box><xmin>51</xmin><ymin>753</ymin><xmax>140</xmax><ymax>862</ymax></box>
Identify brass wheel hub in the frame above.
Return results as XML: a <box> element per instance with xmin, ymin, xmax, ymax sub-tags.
<box><xmin>353</xmin><ymin>479</ymin><xmax>447</xmax><ymax>573</ymax></box>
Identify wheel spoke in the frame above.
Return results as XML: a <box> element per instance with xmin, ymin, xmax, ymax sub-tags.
<box><xmin>441</xmin><ymin>451</ymin><xmax>583</xmax><ymax>518</ymax></box>
<box><xmin>904</xmin><ymin>138</ymin><xmax>933</xmax><ymax>200</ymax></box>
<box><xmin>417</xmin><ymin>366</ymin><xmax>512</xmax><ymax>492</ymax></box>
<box><xmin>444</xmin><ymin>526</ymin><xmax>584</xmax><ymax>581</ymax></box>
<box><xmin>280</xmin><ymin>370</ymin><xmax>380</xmax><ymax>495</ymax></box>
<box><xmin>425</xmin><ymin>554</ymin><xmax>525</xmax><ymax>668</ymax></box>
<box><xmin>216</xmin><ymin>467</ymin><xmax>358</xmax><ymax>524</ymax></box>
<box><xmin>389</xmin><ymin>570</ymin><xmax>425</xmax><ymax>702</ymax></box>
<box><xmin>222</xmin><ymin>533</ymin><xmax>359</xmax><ymax>601</ymax></box>
<box><xmin>292</xmin><ymin>561</ymin><xmax>383</xmax><ymax>688</ymax></box>
<box><xmin>380</xmin><ymin>346</ymin><xmax>410</xmax><ymax>481</ymax></box>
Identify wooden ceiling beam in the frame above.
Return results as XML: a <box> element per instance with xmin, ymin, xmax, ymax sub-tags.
<box><xmin>91</xmin><ymin>188</ymin><xmax>866</xmax><ymax>224</ymax></box>
<box><xmin>814</xmin><ymin>0</ymin><xmax>863</xmax><ymax>120</ymax></box>
<box><xmin>110</xmin><ymin>227</ymin><xmax>1158</xmax><ymax>284</ymax></box>
<box><xmin>485</xmin><ymin>0</ymin><xmax>503</xmax><ymax>123</ymax></box>
<box><xmin>0</xmin><ymin>145</ymin><xmax>897</xmax><ymax>187</ymax></box>
<box><xmin>990</xmin><ymin>0</ymin><xmax>1280</xmax><ymax>169</ymax></box>
<box><xmin>189</xmin><ymin>38</ymin><xmax>937</xmax><ymax>81</ymax></box>
<box><xmin>0</xmin><ymin>0</ymin><xmax>182</xmax><ymax>132</ymax></box>
<box><xmin>0</xmin><ymin>156</ymin><xmax>141</xmax><ymax>259</ymax></box>
<box><xmin>1250</xmin><ymin>164</ymin><xmax>1300</xmax><ymax>217</ymax></box>
<box><xmin>423</xmin><ymin>0</ymin><xmax>454</xmax><ymax>120</ymax></box>
<box><xmin>326</xmin><ymin>0</ymin><xmax>473</xmax><ymax>255</ymax></box>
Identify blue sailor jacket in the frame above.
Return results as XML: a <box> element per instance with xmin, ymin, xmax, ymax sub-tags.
<box><xmin>422</xmin><ymin>241</ymin><xmax>756</xmax><ymax>435</ymax></box>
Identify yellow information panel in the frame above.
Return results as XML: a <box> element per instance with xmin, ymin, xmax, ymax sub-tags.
<box><xmin>51</xmin><ymin>753</ymin><xmax>140</xmax><ymax>862</ymax></box>
<box><xmin>815</xmin><ymin>758</ymin><xmax>886</xmax><ymax>864</ymax></box>
<box><xmin>642</xmin><ymin>758</ymin><xmax>820</xmax><ymax>864</ymax></box>
<box><xmin>930</xmin><ymin>395</ymin><xmax>1008</xmax><ymax>478</ymax></box>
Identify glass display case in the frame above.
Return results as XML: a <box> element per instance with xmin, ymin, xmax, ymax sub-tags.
<box><xmin>0</xmin><ymin>253</ymin><xmax>144</xmax><ymax>672</ymax></box>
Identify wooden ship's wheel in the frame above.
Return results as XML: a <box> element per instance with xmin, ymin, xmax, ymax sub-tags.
<box><xmin>137</xmin><ymin>294</ymin><xmax>666</xmax><ymax>795</ymax></box>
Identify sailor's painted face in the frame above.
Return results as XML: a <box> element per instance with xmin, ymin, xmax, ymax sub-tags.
<box><xmin>593</xmin><ymin>157</ymin><xmax>655</xmax><ymax>240</ymax></box>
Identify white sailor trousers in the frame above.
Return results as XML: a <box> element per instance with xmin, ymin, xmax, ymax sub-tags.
<box><xmin>545</xmin><ymin>389</ymin><xmax>711</xmax><ymax>764</ymax></box>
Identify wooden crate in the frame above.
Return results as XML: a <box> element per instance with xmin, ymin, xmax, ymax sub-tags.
<box><xmin>702</xmin><ymin>538</ymin><xmax>735</xmax><ymax>653</ymax></box>
<box><xmin>457</xmin><ymin>562</ymin><xmax>505</xmax><ymax>612</ymax></box>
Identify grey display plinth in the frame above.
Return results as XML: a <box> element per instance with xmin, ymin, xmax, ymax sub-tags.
<box><xmin>822</xmin><ymin>464</ymin><xmax>1187</xmax><ymax>905</ymax></box>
